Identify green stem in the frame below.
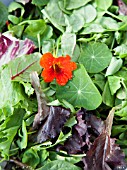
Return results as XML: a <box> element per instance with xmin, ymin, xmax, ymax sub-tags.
<box><xmin>106</xmin><ymin>11</ymin><xmax>123</xmax><ymax>22</ymax></box>
<box><xmin>37</xmin><ymin>33</ymin><xmax>41</xmax><ymax>53</ymax></box>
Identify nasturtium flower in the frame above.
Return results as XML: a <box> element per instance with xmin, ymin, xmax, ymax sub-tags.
<box><xmin>40</xmin><ymin>52</ymin><xmax>77</xmax><ymax>86</ymax></box>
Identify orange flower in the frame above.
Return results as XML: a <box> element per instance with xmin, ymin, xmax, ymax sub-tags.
<box><xmin>40</xmin><ymin>52</ymin><xmax>77</xmax><ymax>86</ymax></box>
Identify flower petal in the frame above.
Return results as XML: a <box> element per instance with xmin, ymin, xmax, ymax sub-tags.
<box><xmin>41</xmin><ymin>68</ymin><xmax>55</xmax><ymax>83</ymax></box>
<box><xmin>40</xmin><ymin>53</ymin><xmax>54</xmax><ymax>69</ymax></box>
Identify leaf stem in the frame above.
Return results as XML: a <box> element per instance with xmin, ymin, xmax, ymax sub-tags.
<box><xmin>106</xmin><ymin>11</ymin><xmax>123</xmax><ymax>22</ymax></box>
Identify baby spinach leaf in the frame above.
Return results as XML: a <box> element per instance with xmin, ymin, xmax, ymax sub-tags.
<box><xmin>108</xmin><ymin>76</ymin><xmax>122</xmax><ymax>95</ymax></box>
<box><xmin>79</xmin><ymin>42</ymin><xmax>112</xmax><ymax>73</ymax></box>
<box><xmin>61</xmin><ymin>32</ymin><xmax>80</xmax><ymax>61</ymax></box>
<box><xmin>106</xmin><ymin>57</ymin><xmax>123</xmax><ymax>76</ymax></box>
<box><xmin>56</xmin><ymin>64</ymin><xmax>102</xmax><ymax>110</ymax></box>
<box><xmin>96</xmin><ymin>0</ymin><xmax>113</xmax><ymax>11</ymax></box>
<box><xmin>74</xmin><ymin>4</ymin><xmax>97</xmax><ymax>23</ymax></box>
<box><xmin>64</xmin><ymin>0</ymin><xmax>92</xmax><ymax>10</ymax></box>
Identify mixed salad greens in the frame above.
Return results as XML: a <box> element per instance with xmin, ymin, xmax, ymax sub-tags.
<box><xmin>1</xmin><ymin>0</ymin><xmax>127</xmax><ymax>169</ymax></box>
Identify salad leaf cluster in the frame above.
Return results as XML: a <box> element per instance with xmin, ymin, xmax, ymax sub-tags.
<box><xmin>0</xmin><ymin>0</ymin><xmax>127</xmax><ymax>169</ymax></box>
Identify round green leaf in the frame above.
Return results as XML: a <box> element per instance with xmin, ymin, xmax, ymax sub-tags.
<box><xmin>79</xmin><ymin>42</ymin><xmax>112</xmax><ymax>73</ymax></box>
<box><xmin>56</xmin><ymin>64</ymin><xmax>102</xmax><ymax>110</ymax></box>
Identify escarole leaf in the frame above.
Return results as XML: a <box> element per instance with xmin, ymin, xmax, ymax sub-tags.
<box><xmin>79</xmin><ymin>42</ymin><xmax>112</xmax><ymax>73</ymax></box>
<box><xmin>56</xmin><ymin>64</ymin><xmax>102</xmax><ymax>110</ymax></box>
<box><xmin>0</xmin><ymin>109</ymin><xmax>25</xmax><ymax>159</ymax></box>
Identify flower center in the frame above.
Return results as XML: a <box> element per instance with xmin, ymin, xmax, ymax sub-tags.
<box><xmin>53</xmin><ymin>63</ymin><xmax>61</xmax><ymax>73</ymax></box>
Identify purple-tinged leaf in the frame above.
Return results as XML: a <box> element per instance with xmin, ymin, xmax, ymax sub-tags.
<box><xmin>37</xmin><ymin>106</ymin><xmax>70</xmax><ymax>143</ymax></box>
<box><xmin>0</xmin><ymin>33</ymin><xmax>35</xmax><ymax>67</ymax></box>
<box><xmin>83</xmin><ymin>108</ymin><xmax>127</xmax><ymax>170</ymax></box>
<box><xmin>30</xmin><ymin>72</ymin><xmax>50</xmax><ymax>130</ymax></box>
<box><xmin>83</xmin><ymin>132</ymin><xmax>127</xmax><ymax>170</ymax></box>
<box><xmin>117</xmin><ymin>0</ymin><xmax>127</xmax><ymax>15</ymax></box>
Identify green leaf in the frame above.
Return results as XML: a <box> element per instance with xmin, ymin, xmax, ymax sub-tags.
<box><xmin>9</xmin><ymin>52</ymin><xmax>42</xmax><ymax>82</ymax></box>
<box><xmin>8</xmin><ymin>1</ymin><xmax>25</xmax><ymax>16</ymax></box>
<box><xmin>61</xmin><ymin>33</ymin><xmax>80</xmax><ymax>61</ymax></box>
<box><xmin>56</xmin><ymin>64</ymin><xmax>102</xmax><ymax>110</ymax></box>
<box><xmin>106</xmin><ymin>57</ymin><xmax>123</xmax><ymax>76</ymax></box>
<box><xmin>42</xmin><ymin>39</ymin><xmax>55</xmax><ymax>54</ymax></box>
<box><xmin>0</xmin><ymin>67</ymin><xmax>25</xmax><ymax>109</ymax></box>
<box><xmin>42</xmin><ymin>0</ymin><xmax>65</xmax><ymax>32</ymax></box>
<box><xmin>108</xmin><ymin>76</ymin><xmax>122</xmax><ymax>95</ymax></box>
<box><xmin>17</xmin><ymin>120</ymin><xmax>28</xmax><ymax>150</ymax></box>
<box><xmin>32</xmin><ymin>0</ymin><xmax>49</xmax><ymax>6</ymax></box>
<box><xmin>98</xmin><ymin>17</ymin><xmax>119</xmax><ymax>30</ymax></box>
<box><xmin>0</xmin><ymin>109</ymin><xmax>25</xmax><ymax>159</ymax></box>
<box><xmin>0</xmin><ymin>2</ymin><xmax>8</xmax><ymax>30</ymax></box>
<box><xmin>80</xmin><ymin>23</ymin><xmax>105</xmax><ymax>35</ymax></box>
<box><xmin>79</xmin><ymin>42</ymin><xmax>112</xmax><ymax>73</ymax></box>
<box><xmin>24</xmin><ymin>19</ymin><xmax>46</xmax><ymax>38</ymax></box>
<box><xmin>74</xmin><ymin>4</ymin><xmax>97</xmax><ymax>23</ymax></box>
<box><xmin>22</xmin><ymin>147</ymin><xmax>40</xmax><ymax>168</ymax></box>
<box><xmin>96</xmin><ymin>0</ymin><xmax>113</xmax><ymax>11</ymax></box>
<box><xmin>65</xmin><ymin>13</ymin><xmax>85</xmax><ymax>33</ymax></box>
<box><xmin>37</xmin><ymin>160</ymin><xmax>81</xmax><ymax>170</ymax></box>
<box><xmin>113</xmin><ymin>44</ymin><xmax>127</xmax><ymax>58</ymax></box>
<box><xmin>64</xmin><ymin>0</ymin><xmax>92</xmax><ymax>10</ymax></box>
<box><xmin>102</xmin><ymin>81</ymin><xmax>115</xmax><ymax>107</ymax></box>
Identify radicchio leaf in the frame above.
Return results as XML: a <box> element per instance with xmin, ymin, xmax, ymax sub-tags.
<box><xmin>117</xmin><ymin>0</ymin><xmax>127</xmax><ymax>15</ymax></box>
<box><xmin>37</xmin><ymin>106</ymin><xmax>70</xmax><ymax>143</ymax></box>
<box><xmin>0</xmin><ymin>33</ymin><xmax>35</xmax><ymax>67</ymax></box>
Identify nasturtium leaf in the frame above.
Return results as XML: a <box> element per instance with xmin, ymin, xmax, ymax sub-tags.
<box><xmin>0</xmin><ymin>2</ymin><xmax>8</xmax><ymax>31</ymax></box>
<box><xmin>108</xmin><ymin>76</ymin><xmax>122</xmax><ymax>95</ymax></box>
<box><xmin>79</xmin><ymin>42</ymin><xmax>112</xmax><ymax>73</ymax></box>
<box><xmin>74</xmin><ymin>4</ymin><xmax>97</xmax><ymax>23</ymax></box>
<box><xmin>61</xmin><ymin>32</ymin><xmax>80</xmax><ymax>61</ymax></box>
<box><xmin>38</xmin><ymin>160</ymin><xmax>81</xmax><ymax>170</ymax></box>
<box><xmin>56</xmin><ymin>64</ymin><xmax>102</xmax><ymax>110</ymax></box>
<box><xmin>106</xmin><ymin>57</ymin><xmax>123</xmax><ymax>76</ymax></box>
<box><xmin>64</xmin><ymin>0</ymin><xmax>92</xmax><ymax>10</ymax></box>
<box><xmin>96</xmin><ymin>0</ymin><xmax>113</xmax><ymax>11</ymax></box>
